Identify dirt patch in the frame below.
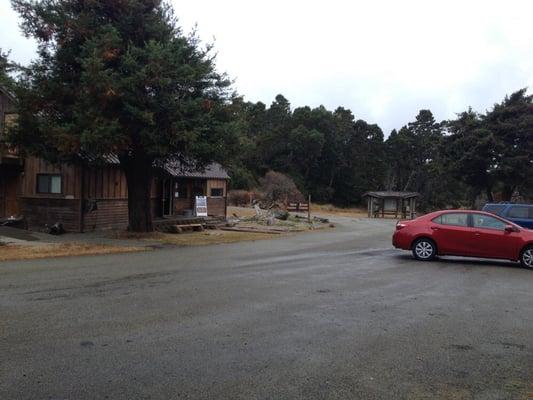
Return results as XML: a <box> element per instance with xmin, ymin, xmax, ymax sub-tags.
<box><xmin>0</xmin><ymin>243</ymin><xmax>146</xmax><ymax>262</ymax></box>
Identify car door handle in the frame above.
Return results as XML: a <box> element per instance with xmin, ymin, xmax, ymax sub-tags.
<box><xmin>431</xmin><ymin>227</ymin><xmax>439</xmax><ymax>230</ymax></box>
<box><xmin>474</xmin><ymin>231</ymin><xmax>481</xmax><ymax>236</ymax></box>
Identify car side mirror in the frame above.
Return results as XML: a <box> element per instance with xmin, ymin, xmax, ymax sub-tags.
<box><xmin>505</xmin><ymin>225</ymin><xmax>519</xmax><ymax>233</ymax></box>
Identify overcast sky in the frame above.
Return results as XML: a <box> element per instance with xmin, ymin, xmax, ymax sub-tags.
<box><xmin>1</xmin><ymin>0</ymin><xmax>532</xmax><ymax>134</ymax></box>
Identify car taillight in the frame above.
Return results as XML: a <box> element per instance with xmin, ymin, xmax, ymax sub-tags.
<box><xmin>396</xmin><ymin>222</ymin><xmax>407</xmax><ymax>230</ymax></box>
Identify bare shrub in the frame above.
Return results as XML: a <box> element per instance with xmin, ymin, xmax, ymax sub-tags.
<box><xmin>259</xmin><ymin>171</ymin><xmax>304</xmax><ymax>206</ymax></box>
<box><xmin>228</xmin><ymin>190</ymin><xmax>252</xmax><ymax>206</ymax></box>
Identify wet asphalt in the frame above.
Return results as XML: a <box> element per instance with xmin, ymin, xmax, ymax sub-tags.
<box><xmin>1</xmin><ymin>217</ymin><xmax>532</xmax><ymax>400</ymax></box>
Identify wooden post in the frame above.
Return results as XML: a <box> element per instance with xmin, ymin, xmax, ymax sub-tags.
<box><xmin>308</xmin><ymin>194</ymin><xmax>311</xmax><ymax>224</ymax></box>
<box><xmin>79</xmin><ymin>165</ymin><xmax>85</xmax><ymax>233</ymax></box>
<box><xmin>367</xmin><ymin>197</ymin><xmax>371</xmax><ymax>218</ymax></box>
<box><xmin>369</xmin><ymin>197</ymin><xmax>373</xmax><ymax>218</ymax></box>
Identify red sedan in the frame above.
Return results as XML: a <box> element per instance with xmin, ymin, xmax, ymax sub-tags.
<box><xmin>393</xmin><ymin>210</ymin><xmax>533</xmax><ymax>268</ymax></box>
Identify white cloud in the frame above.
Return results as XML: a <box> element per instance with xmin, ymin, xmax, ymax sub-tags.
<box><xmin>1</xmin><ymin>0</ymin><xmax>532</xmax><ymax>133</ymax></box>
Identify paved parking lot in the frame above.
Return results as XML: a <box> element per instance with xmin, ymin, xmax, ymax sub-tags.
<box><xmin>1</xmin><ymin>217</ymin><xmax>532</xmax><ymax>399</ymax></box>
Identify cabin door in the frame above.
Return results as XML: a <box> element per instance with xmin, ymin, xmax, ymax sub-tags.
<box><xmin>161</xmin><ymin>178</ymin><xmax>173</xmax><ymax>217</ymax></box>
<box><xmin>5</xmin><ymin>176</ymin><xmax>19</xmax><ymax>216</ymax></box>
<box><xmin>0</xmin><ymin>173</ymin><xmax>19</xmax><ymax>217</ymax></box>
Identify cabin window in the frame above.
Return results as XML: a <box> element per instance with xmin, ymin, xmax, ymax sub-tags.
<box><xmin>37</xmin><ymin>174</ymin><xmax>62</xmax><ymax>194</ymax></box>
<box><xmin>210</xmin><ymin>188</ymin><xmax>224</xmax><ymax>197</ymax></box>
<box><xmin>175</xmin><ymin>180</ymin><xmax>188</xmax><ymax>198</ymax></box>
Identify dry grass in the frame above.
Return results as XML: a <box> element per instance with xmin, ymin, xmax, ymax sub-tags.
<box><xmin>111</xmin><ymin>226</ymin><xmax>283</xmax><ymax>246</ymax></box>
<box><xmin>0</xmin><ymin>243</ymin><xmax>146</xmax><ymax>262</ymax></box>
<box><xmin>229</xmin><ymin>204</ymin><xmax>368</xmax><ymax>218</ymax></box>
<box><xmin>154</xmin><ymin>229</ymin><xmax>280</xmax><ymax>246</ymax></box>
<box><xmin>227</xmin><ymin>206</ymin><xmax>258</xmax><ymax>218</ymax></box>
<box><xmin>310</xmin><ymin>203</ymin><xmax>368</xmax><ymax>217</ymax></box>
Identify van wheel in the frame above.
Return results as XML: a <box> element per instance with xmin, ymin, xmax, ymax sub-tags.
<box><xmin>412</xmin><ymin>238</ymin><xmax>437</xmax><ymax>261</ymax></box>
<box><xmin>520</xmin><ymin>246</ymin><xmax>533</xmax><ymax>269</ymax></box>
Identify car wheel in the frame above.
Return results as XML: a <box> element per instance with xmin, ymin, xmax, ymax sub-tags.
<box><xmin>520</xmin><ymin>246</ymin><xmax>533</xmax><ymax>269</ymax></box>
<box><xmin>412</xmin><ymin>238</ymin><xmax>437</xmax><ymax>261</ymax></box>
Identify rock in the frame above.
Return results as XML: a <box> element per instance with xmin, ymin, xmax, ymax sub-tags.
<box><xmin>273</xmin><ymin>210</ymin><xmax>289</xmax><ymax>220</ymax></box>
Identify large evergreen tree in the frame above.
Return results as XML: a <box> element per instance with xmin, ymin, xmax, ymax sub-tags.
<box><xmin>11</xmin><ymin>0</ymin><xmax>234</xmax><ymax>231</ymax></box>
<box><xmin>0</xmin><ymin>49</ymin><xmax>17</xmax><ymax>90</ymax></box>
<box><xmin>444</xmin><ymin>109</ymin><xmax>495</xmax><ymax>205</ymax></box>
<box><xmin>484</xmin><ymin>89</ymin><xmax>533</xmax><ymax>200</ymax></box>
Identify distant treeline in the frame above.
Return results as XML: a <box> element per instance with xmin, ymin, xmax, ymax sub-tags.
<box><xmin>226</xmin><ymin>89</ymin><xmax>533</xmax><ymax>210</ymax></box>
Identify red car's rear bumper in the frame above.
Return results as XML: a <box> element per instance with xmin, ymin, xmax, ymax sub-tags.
<box><xmin>392</xmin><ymin>230</ymin><xmax>411</xmax><ymax>250</ymax></box>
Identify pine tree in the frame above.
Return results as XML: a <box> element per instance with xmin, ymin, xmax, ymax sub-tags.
<box><xmin>11</xmin><ymin>0</ymin><xmax>234</xmax><ymax>231</ymax></box>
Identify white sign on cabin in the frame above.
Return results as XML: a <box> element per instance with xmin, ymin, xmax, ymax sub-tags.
<box><xmin>195</xmin><ymin>196</ymin><xmax>208</xmax><ymax>217</ymax></box>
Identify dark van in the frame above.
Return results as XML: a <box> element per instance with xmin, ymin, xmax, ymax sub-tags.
<box><xmin>482</xmin><ymin>203</ymin><xmax>533</xmax><ymax>229</ymax></box>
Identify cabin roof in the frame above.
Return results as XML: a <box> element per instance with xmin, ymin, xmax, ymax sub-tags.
<box><xmin>362</xmin><ymin>191</ymin><xmax>420</xmax><ymax>199</ymax></box>
<box><xmin>163</xmin><ymin>160</ymin><xmax>230</xmax><ymax>180</ymax></box>
<box><xmin>78</xmin><ymin>151</ymin><xmax>229</xmax><ymax>180</ymax></box>
<box><xmin>0</xmin><ymin>85</ymin><xmax>16</xmax><ymax>103</ymax></box>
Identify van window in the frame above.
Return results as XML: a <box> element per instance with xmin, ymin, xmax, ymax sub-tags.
<box><xmin>483</xmin><ymin>204</ymin><xmax>506</xmax><ymax>216</ymax></box>
<box><xmin>507</xmin><ymin>206</ymin><xmax>530</xmax><ymax>219</ymax></box>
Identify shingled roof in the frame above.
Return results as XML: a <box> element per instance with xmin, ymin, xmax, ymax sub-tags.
<box><xmin>163</xmin><ymin>160</ymin><xmax>230</xmax><ymax>180</ymax></box>
<box><xmin>362</xmin><ymin>191</ymin><xmax>420</xmax><ymax>199</ymax></box>
<box><xmin>0</xmin><ymin>85</ymin><xmax>16</xmax><ymax>103</ymax></box>
<box><xmin>78</xmin><ymin>152</ymin><xmax>229</xmax><ymax>180</ymax></box>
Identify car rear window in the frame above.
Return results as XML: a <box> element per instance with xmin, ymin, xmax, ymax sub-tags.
<box><xmin>506</xmin><ymin>206</ymin><xmax>531</xmax><ymax>219</ymax></box>
<box><xmin>433</xmin><ymin>213</ymin><xmax>468</xmax><ymax>227</ymax></box>
<box><xmin>483</xmin><ymin>204</ymin><xmax>507</xmax><ymax>216</ymax></box>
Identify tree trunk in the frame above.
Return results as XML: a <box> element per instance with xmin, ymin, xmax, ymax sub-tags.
<box><xmin>501</xmin><ymin>185</ymin><xmax>515</xmax><ymax>202</ymax></box>
<box><xmin>470</xmin><ymin>190</ymin><xmax>479</xmax><ymax>209</ymax></box>
<box><xmin>328</xmin><ymin>171</ymin><xmax>335</xmax><ymax>189</ymax></box>
<box><xmin>123</xmin><ymin>157</ymin><xmax>154</xmax><ymax>232</ymax></box>
<box><xmin>403</xmin><ymin>170</ymin><xmax>416</xmax><ymax>192</ymax></box>
<box><xmin>485</xmin><ymin>187</ymin><xmax>494</xmax><ymax>203</ymax></box>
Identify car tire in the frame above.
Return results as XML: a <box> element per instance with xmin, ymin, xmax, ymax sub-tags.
<box><xmin>412</xmin><ymin>238</ymin><xmax>437</xmax><ymax>261</ymax></box>
<box><xmin>520</xmin><ymin>246</ymin><xmax>533</xmax><ymax>269</ymax></box>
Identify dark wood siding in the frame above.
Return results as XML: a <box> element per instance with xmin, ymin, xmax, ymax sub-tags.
<box><xmin>21</xmin><ymin>157</ymin><xmax>81</xmax><ymax>198</ymax></box>
<box><xmin>19</xmin><ymin>157</ymin><xmax>81</xmax><ymax>230</ymax></box>
<box><xmin>207</xmin><ymin>197</ymin><xmax>227</xmax><ymax>217</ymax></box>
<box><xmin>19</xmin><ymin>157</ymin><xmax>229</xmax><ymax>230</ymax></box>
<box><xmin>83</xmin><ymin>199</ymin><xmax>129</xmax><ymax>231</ymax></box>
<box><xmin>81</xmin><ymin>166</ymin><xmax>159</xmax><ymax>231</ymax></box>
<box><xmin>20</xmin><ymin>197</ymin><xmax>80</xmax><ymax>231</ymax></box>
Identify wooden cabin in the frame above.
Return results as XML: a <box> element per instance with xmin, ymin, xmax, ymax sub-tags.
<box><xmin>19</xmin><ymin>156</ymin><xmax>229</xmax><ymax>232</ymax></box>
<box><xmin>0</xmin><ymin>86</ymin><xmax>22</xmax><ymax>219</ymax></box>
<box><xmin>363</xmin><ymin>191</ymin><xmax>420</xmax><ymax>219</ymax></box>
<box><xmin>1</xmin><ymin>87</ymin><xmax>230</xmax><ymax>232</ymax></box>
